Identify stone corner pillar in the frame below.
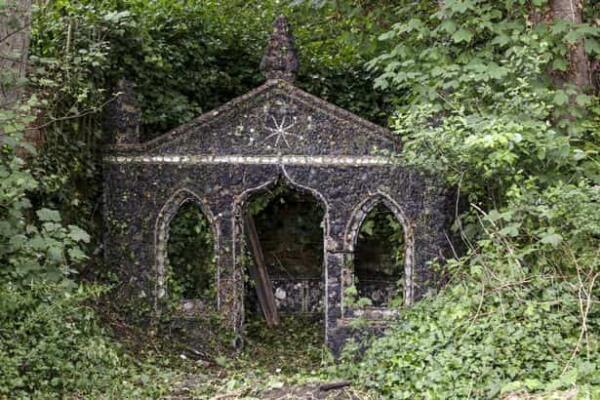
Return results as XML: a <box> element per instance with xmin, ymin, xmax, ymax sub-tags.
<box><xmin>213</xmin><ymin>201</ymin><xmax>244</xmax><ymax>347</ymax></box>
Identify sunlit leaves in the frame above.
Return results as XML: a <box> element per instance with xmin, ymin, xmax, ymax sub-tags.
<box><xmin>36</xmin><ymin>208</ymin><xmax>61</xmax><ymax>222</ymax></box>
<box><xmin>68</xmin><ymin>225</ymin><xmax>91</xmax><ymax>243</ymax></box>
<box><xmin>451</xmin><ymin>28</ymin><xmax>472</xmax><ymax>43</ymax></box>
<box><xmin>553</xmin><ymin>90</ymin><xmax>569</xmax><ymax>106</ymax></box>
<box><xmin>539</xmin><ymin>232</ymin><xmax>562</xmax><ymax>246</ymax></box>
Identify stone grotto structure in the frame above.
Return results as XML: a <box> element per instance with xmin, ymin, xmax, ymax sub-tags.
<box><xmin>103</xmin><ymin>16</ymin><xmax>451</xmax><ymax>352</ymax></box>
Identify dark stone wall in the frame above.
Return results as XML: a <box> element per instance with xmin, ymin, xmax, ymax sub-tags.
<box><xmin>271</xmin><ymin>278</ymin><xmax>323</xmax><ymax>314</ymax></box>
<box><xmin>103</xmin><ymin>79</ymin><xmax>452</xmax><ymax>351</ymax></box>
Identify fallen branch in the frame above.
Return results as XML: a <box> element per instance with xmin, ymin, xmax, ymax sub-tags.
<box><xmin>319</xmin><ymin>380</ymin><xmax>352</xmax><ymax>392</ymax></box>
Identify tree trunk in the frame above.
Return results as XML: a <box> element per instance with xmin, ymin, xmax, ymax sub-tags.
<box><xmin>550</xmin><ymin>0</ymin><xmax>592</xmax><ymax>91</ymax></box>
<box><xmin>0</xmin><ymin>0</ymin><xmax>32</xmax><ymax>107</ymax></box>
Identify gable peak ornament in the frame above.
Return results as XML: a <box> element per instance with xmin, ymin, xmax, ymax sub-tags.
<box><xmin>262</xmin><ymin>115</ymin><xmax>302</xmax><ymax>149</ymax></box>
<box><xmin>260</xmin><ymin>15</ymin><xmax>299</xmax><ymax>82</ymax></box>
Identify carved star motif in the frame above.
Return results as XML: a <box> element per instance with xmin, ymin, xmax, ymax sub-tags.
<box><xmin>262</xmin><ymin>116</ymin><xmax>302</xmax><ymax>148</ymax></box>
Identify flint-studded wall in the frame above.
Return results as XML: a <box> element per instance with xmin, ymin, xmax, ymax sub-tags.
<box><xmin>102</xmin><ymin>16</ymin><xmax>451</xmax><ymax>352</ymax></box>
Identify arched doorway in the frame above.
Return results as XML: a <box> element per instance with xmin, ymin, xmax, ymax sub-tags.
<box><xmin>239</xmin><ymin>177</ymin><xmax>328</xmax><ymax>355</ymax></box>
<box><xmin>247</xmin><ymin>180</ymin><xmax>326</xmax><ymax>314</ymax></box>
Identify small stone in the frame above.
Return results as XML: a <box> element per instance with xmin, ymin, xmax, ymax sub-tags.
<box><xmin>275</xmin><ymin>287</ymin><xmax>287</xmax><ymax>300</ymax></box>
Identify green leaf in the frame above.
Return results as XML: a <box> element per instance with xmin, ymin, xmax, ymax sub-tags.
<box><xmin>491</xmin><ymin>34</ymin><xmax>510</xmax><ymax>46</ymax></box>
<box><xmin>447</xmin><ymin>0</ymin><xmax>469</xmax><ymax>13</ymax></box>
<box><xmin>68</xmin><ymin>225</ymin><xmax>91</xmax><ymax>243</ymax></box>
<box><xmin>486</xmin><ymin>209</ymin><xmax>502</xmax><ymax>222</ymax></box>
<box><xmin>553</xmin><ymin>90</ymin><xmax>568</xmax><ymax>106</ymax></box>
<box><xmin>575</xmin><ymin>94</ymin><xmax>591</xmax><ymax>107</ymax></box>
<box><xmin>36</xmin><ymin>208</ymin><xmax>62</xmax><ymax>222</ymax></box>
<box><xmin>68</xmin><ymin>247</ymin><xmax>88</xmax><ymax>261</ymax></box>
<box><xmin>215</xmin><ymin>355</ymin><xmax>228</xmax><ymax>368</ymax></box>
<box><xmin>499</xmin><ymin>223</ymin><xmax>520</xmax><ymax>237</ymax></box>
<box><xmin>452</xmin><ymin>28</ymin><xmax>472</xmax><ymax>43</ymax></box>
<box><xmin>584</xmin><ymin>38</ymin><xmax>600</xmax><ymax>55</ymax></box>
<box><xmin>360</xmin><ymin>220</ymin><xmax>375</xmax><ymax>236</ymax></box>
<box><xmin>378</xmin><ymin>30</ymin><xmax>396</xmax><ymax>41</ymax></box>
<box><xmin>552</xmin><ymin>58</ymin><xmax>569</xmax><ymax>71</ymax></box>
<box><xmin>540</xmin><ymin>233</ymin><xmax>562</xmax><ymax>246</ymax></box>
<box><xmin>47</xmin><ymin>246</ymin><xmax>64</xmax><ymax>261</ymax></box>
<box><xmin>439</xmin><ymin>20</ymin><xmax>457</xmax><ymax>34</ymax></box>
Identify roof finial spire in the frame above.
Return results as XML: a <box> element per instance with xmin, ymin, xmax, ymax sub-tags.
<box><xmin>260</xmin><ymin>15</ymin><xmax>299</xmax><ymax>82</ymax></box>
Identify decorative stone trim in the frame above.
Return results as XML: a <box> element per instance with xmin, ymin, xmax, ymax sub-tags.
<box><xmin>343</xmin><ymin>192</ymin><xmax>416</xmax><ymax>308</ymax></box>
<box><xmin>104</xmin><ymin>79</ymin><xmax>398</xmax><ymax>154</ymax></box>
<box><xmin>104</xmin><ymin>154</ymin><xmax>398</xmax><ymax>166</ymax></box>
<box><xmin>153</xmin><ymin>188</ymin><xmax>220</xmax><ymax>312</ymax></box>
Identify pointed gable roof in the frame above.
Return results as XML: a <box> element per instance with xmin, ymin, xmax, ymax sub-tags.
<box><xmin>109</xmin><ymin>17</ymin><xmax>400</xmax><ymax>158</ymax></box>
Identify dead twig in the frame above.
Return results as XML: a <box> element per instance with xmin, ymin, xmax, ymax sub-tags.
<box><xmin>319</xmin><ymin>380</ymin><xmax>352</xmax><ymax>392</ymax></box>
<box><xmin>27</xmin><ymin>95</ymin><xmax>117</xmax><ymax>130</ymax></box>
<box><xmin>561</xmin><ymin>247</ymin><xmax>598</xmax><ymax>374</ymax></box>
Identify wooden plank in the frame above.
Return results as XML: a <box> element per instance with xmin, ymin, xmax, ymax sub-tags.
<box><xmin>243</xmin><ymin>213</ymin><xmax>280</xmax><ymax>327</ymax></box>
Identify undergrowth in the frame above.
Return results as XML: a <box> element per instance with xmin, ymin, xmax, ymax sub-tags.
<box><xmin>169</xmin><ymin>314</ymin><xmax>329</xmax><ymax>398</ymax></box>
<box><xmin>332</xmin><ymin>267</ymin><xmax>599</xmax><ymax>399</ymax></box>
<box><xmin>0</xmin><ymin>283</ymin><xmax>175</xmax><ymax>399</ymax></box>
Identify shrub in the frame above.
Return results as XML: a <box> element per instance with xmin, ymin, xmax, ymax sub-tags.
<box><xmin>336</xmin><ymin>273</ymin><xmax>599</xmax><ymax>399</ymax></box>
<box><xmin>0</xmin><ymin>283</ymin><xmax>172</xmax><ymax>399</ymax></box>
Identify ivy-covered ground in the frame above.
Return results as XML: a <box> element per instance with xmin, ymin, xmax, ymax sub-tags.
<box><xmin>98</xmin><ymin>311</ymin><xmax>369</xmax><ymax>399</ymax></box>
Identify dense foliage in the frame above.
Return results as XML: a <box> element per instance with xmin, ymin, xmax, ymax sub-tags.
<box><xmin>0</xmin><ymin>0</ymin><xmax>598</xmax><ymax>398</ymax></box>
<box><xmin>0</xmin><ymin>73</ymin><xmax>171</xmax><ymax>398</ymax></box>
<box><xmin>338</xmin><ymin>273</ymin><xmax>599</xmax><ymax>399</ymax></box>
<box><xmin>333</xmin><ymin>0</ymin><xmax>600</xmax><ymax>398</ymax></box>
<box><xmin>0</xmin><ymin>283</ymin><xmax>174</xmax><ymax>398</ymax></box>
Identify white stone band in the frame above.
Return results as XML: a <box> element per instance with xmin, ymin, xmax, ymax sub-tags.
<box><xmin>104</xmin><ymin>154</ymin><xmax>397</xmax><ymax>166</ymax></box>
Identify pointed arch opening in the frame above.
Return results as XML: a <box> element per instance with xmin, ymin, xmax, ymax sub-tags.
<box><xmin>248</xmin><ymin>180</ymin><xmax>325</xmax><ymax>313</ymax></box>
<box><xmin>354</xmin><ymin>202</ymin><xmax>405</xmax><ymax>307</ymax></box>
<box><xmin>238</xmin><ymin>175</ymin><xmax>328</xmax><ymax>355</ymax></box>
<box><xmin>154</xmin><ymin>190</ymin><xmax>218</xmax><ymax>314</ymax></box>
<box><xmin>166</xmin><ymin>202</ymin><xmax>216</xmax><ymax>304</ymax></box>
<box><xmin>344</xmin><ymin>194</ymin><xmax>413</xmax><ymax>311</ymax></box>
